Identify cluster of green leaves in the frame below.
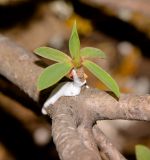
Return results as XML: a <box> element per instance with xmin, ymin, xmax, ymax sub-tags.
<box><xmin>136</xmin><ymin>145</ymin><xmax>150</xmax><ymax>160</ymax></box>
<box><xmin>34</xmin><ymin>21</ymin><xmax>120</xmax><ymax>98</ymax></box>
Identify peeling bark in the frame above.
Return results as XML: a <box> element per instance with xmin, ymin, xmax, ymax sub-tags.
<box><xmin>0</xmin><ymin>35</ymin><xmax>150</xmax><ymax>160</ymax></box>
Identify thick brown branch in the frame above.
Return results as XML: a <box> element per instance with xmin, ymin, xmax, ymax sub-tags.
<box><xmin>46</xmin><ymin>90</ymin><xmax>149</xmax><ymax>160</ymax></box>
<box><xmin>0</xmin><ymin>35</ymin><xmax>150</xmax><ymax>160</ymax></box>
<box><xmin>93</xmin><ymin>124</ymin><xmax>126</xmax><ymax>160</ymax></box>
<box><xmin>48</xmin><ymin>104</ymin><xmax>102</xmax><ymax>160</ymax></box>
<box><xmin>49</xmin><ymin>89</ymin><xmax>150</xmax><ymax>124</ymax></box>
<box><xmin>0</xmin><ymin>35</ymin><xmax>41</xmax><ymax>101</ymax></box>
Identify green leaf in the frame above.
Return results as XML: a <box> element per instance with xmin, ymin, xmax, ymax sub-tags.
<box><xmin>37</xmin><ymin>62</ymin><xmax>73</xmax><ymax>90</ymax></box>
<box><xmin>136</xmin><ymin>145</ymin><xmax>150</xmax><ymax>160</ymax></box>
<box><xmin>83</xmin><ymin>60</ymin><xmax>120</xmax><ymax>97</ymax></box>
<box><xmin>80</xmin><ymin>47</ymin><xmax>106</xmax><ymax>59</ymax></box>
<box><xmin>34</xmin><ymin>47</ymin><xmax>71</xmax><ymax>63</ymax></box>
<box><xmin>69</xmin><ymin>21</ymin><xmax>80</xmax><ymax>61</ymax></box>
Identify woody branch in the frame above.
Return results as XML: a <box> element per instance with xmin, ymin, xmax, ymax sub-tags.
<box><xmin>0</xmin><ymin>35</ymin><xmax>149</xmax><ymax>160</ymax></box>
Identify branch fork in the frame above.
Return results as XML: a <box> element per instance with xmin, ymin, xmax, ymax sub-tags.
<box><xmin>0</xmin><ymin>35</ymin><xmax>150</xmax><ymax>160</ymax></box>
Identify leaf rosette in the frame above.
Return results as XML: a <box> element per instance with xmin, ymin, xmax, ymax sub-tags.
<box><xmin>34</xmin><ymin>21</ymin><xmax>120</xmax><ymax>98</ymax></box>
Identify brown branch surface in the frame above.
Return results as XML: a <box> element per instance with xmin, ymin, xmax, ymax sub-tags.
<box><xmin>0</xmin><ymin>35</ymin><xmax>41</xmax><ymax>101</ymax></box>
<box><xmin>46</xmin><ymin>89</ymin><xmax>149</xmax><ymax>160</ymax></box>
<box><xmin>0</xmin><ymin>35</ymin><xmax>150</xmax><ymax>160</ymax></box>
<box><xmin>47</xmin><ymin>88</ymin><xmax>150</xmax><ymax>123</ymax></box>
<box><xmin>93</xmin><ymin>124</ymin><xmax>126</xmax><ymax>160</ymax></box>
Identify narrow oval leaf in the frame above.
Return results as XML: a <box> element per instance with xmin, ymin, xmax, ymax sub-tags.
<box><xmin>34</xmin><ymin>47</ymin><xmax>71</xmax><ymax>63</ymax></box>
<box><xmin>136</xmin><ymin>145</ymin><xmax>150</xmax><ymax>160</ymax></box>
<box><xmin>37</xmin><ymin>62</ymin><xmax>73</xmax><ymax>90</ymax></box>
<box><xmin>83</xmin><ymin>60</ymin><xmax>120</xmax><ymax>97</ymax></box>
<box><xmin>69</xmin><ymin>21</ymin><xmax>80</xmax><ymax>61</ymax></box>
<box><xmin>80</xmin><ymin>47</ymin><xmax>106</xmax><ymax>59</ymax></box>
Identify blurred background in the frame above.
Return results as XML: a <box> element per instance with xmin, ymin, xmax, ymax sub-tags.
<box><xmin>0</xmin><ymin>0</ymin><xmax>150</xmax><ymax>159</ymax></box>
